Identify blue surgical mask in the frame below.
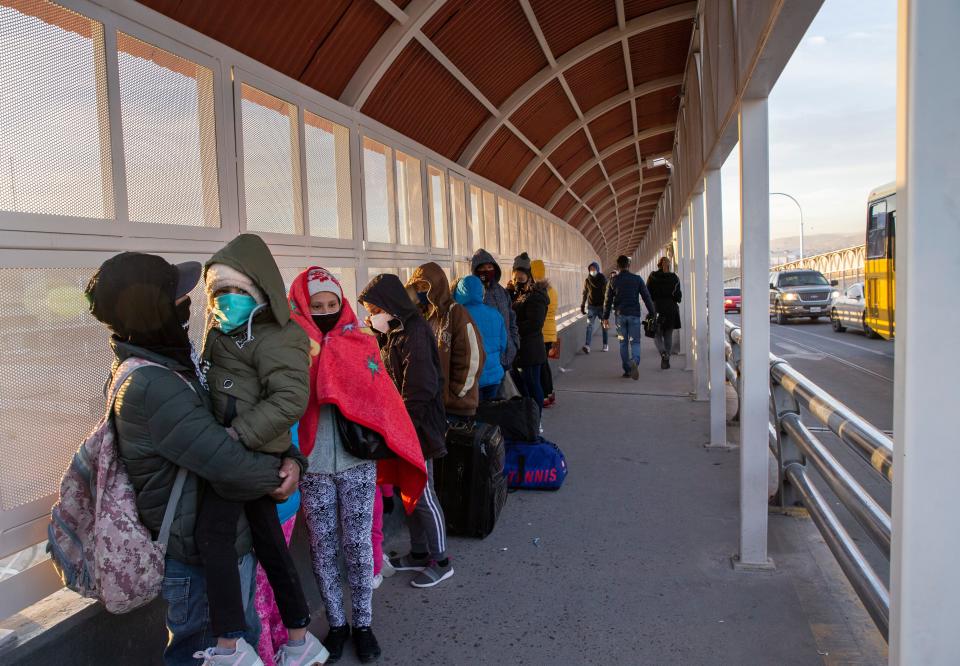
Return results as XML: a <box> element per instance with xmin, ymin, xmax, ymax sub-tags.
<box><xmin>213</xmin><ymin>293</ymin><xmax>258</xmax><ymax>334</ymax></box>
<box><xmin>417</xmin><ymin>291</ymin><xmax>430</xmax><ymax>306</ymax></box>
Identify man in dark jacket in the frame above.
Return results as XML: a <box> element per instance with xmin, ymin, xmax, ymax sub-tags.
<box><xmin>471</xmin><ymin>249</ymin><xmax>519</xmax><ymax>371</ymax></box>
<box><xmin>603</xmin><ymin>255</ymin><xmax>657</xmax><ymax>380</ymax></box>
<box><xmin>86</xmin><ymin>252</ymin><xmax>306</xmax><ymax>665</ymax></box>
<box><xmin>580</xmin><ymin>261</ymin><xmax>608</xmax><ymax>354</ymax></box>
<box><xmin>647</xmin><ymin>256</ymin><xmax>683</xmax><ymax>369</ymax></box>
<box><xmin>358</xmin><ymin>274</ymin><xmax>453</xmax><ymax>589</ymax></box>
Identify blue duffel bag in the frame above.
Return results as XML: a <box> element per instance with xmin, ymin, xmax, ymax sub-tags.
<box><xmin>504</xmin><ymin>437</ymin><xmax>567</xmax><ymax>490</ymax></box>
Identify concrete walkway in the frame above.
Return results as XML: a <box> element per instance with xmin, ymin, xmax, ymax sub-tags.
<box><xmin>315</xmin><ymin>328</ymin><xmax>885</xmax><ymax>665</ymax></box>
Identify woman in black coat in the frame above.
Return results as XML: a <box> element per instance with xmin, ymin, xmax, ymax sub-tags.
<box><xmin>646</xmin><ymin>256</ymin><xmax>682</xmax><ymax>369</ymax></box>
<box><xmin>508</xmin><ymin>253</ymin><xmax>548</xmax><ymax>415</ymax></box>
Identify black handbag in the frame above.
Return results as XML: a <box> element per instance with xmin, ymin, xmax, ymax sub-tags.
<box><xmin>642</xmin><ymin>314</ymin><xmax>659</xmax><ymax>339</ymax></box>
<box><xmin>334</xmin><ymin>407</ymin><xmax>396</xmax><ymax>460</ymax></box>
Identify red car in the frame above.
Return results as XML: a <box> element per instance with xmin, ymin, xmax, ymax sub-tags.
<box><xmin>724</xmin><ymin>288</ymin><xmax>741</xmax><ymax>313</ymax></box>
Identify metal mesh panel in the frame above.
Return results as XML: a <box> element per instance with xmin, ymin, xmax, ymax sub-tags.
<box><xmin>395</xmin><ymin>150</ymin><xmax>424</xmax><ymax>247</ymax></box>
<box><xmin>240</xmin><ymin>84</ymin><xmax>302</xmax><ymax>235</ymax></box>
<box><xmin>362</xmin><ymin>138</ymin><xmax>394</xmax><ymax>244</ymax></box>
<box><xmin>427</xmin><ymin>165</ymin><xmax>447</xmax><ymax>249</ymax></box>
<box><xmin>304</xmin><ymin>112</ymin><xmax>352</xmax><ymax>239</ymax></box>
<box><xmin>450</xmin><ymin>176</ymin><xmax>470</xmax><ymax>257</ymax></box>
<box><xmin>482</xmin><ymin>190</ymin><xmax>499</xmax><ymax>253</ymax></box>
<box><xmin>0</xmin><ymin>1</ymin><xmax>112</xmax><ymax>218</ymax></box>
<box><xmin>118</xmin><ymin>32</ymin><xmax>220</xmax><ymax>227</ymax></box>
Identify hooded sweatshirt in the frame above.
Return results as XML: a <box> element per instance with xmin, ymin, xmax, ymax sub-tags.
<box><xmin>581</xmin><ymin>261</ymin><xmax>607</xmax><ymax>309</ymax></box>
<box><xmin>454</xmin><ymin>275</ymin><xmax>507</xmax><ymax>389</ymax></box>
<box><xmin>201</xmin><ymin>234</ymin><xmax>310</xmax><ymax>454</ymax></box>
<box><xmin>407</xmin><ymin>262</ymin><xmax>485</xmax><ymax>417</ymax></box>
<box><xmin>358</xmin><ymin>274</ymin><xmax>448</xmax><ymax>459</ymax></box>
<box><xmin>530</xmin><ymin>259</ymin><xmax>558</xmax><ymax>343</ymax></box>
<box><xmin>471</xmin><ymin>249</ymin><xmax>519</xmax><ymax>367</ymax></box>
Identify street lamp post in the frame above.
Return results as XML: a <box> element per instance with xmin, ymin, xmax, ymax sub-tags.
<box><xmin>770</xmin><ymin>192</ymin><xmax>804</xmax><ymax>260</ymax></box>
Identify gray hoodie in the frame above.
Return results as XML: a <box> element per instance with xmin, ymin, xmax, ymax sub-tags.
<box><xmin>471</xmin><ymin>249</ymin><xmax>519</xmax><ymax>367</ymax></box>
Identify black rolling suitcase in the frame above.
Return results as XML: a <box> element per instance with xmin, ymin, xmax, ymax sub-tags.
<box><xmin>474</xmin><ymin>397</ymin><xmax>540</xmax><ymax>441</ymax></box>
<box><xmin>433</xmin><ymin>421</ymin><xmax>507</xmax><ymax>538</ymax></box>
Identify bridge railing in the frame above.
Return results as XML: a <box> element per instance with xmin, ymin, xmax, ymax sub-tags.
<box><xmin>724</xmin><ymin>320</ymin><xmax>892</xmax><ymax>638</ymax></box>
<box><xmin>771</xmin><ymin>245</ymin><xmax>866</xmax><ymax>290</ymax></box>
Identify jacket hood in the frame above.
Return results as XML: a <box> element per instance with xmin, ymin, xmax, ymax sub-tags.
<box><xmin>588</xmin><ymin>261</ymin><xmax>600</xmax><ymax>273</ymax></box>
<box><xmin>359</xmin><ymin>273</ymin><xmax>419</xmax><ymax>323</ymax></box>
<box><xmin>454</xmin><ymin>275</ymin><xmax>485</xmax><ymax>306</ymax></box>
<box><xmin>407</xmin><ymin>262</ymin><xmax>452</xmax><ymax>309</ymax></box>
<box><xmin>471</xmin><ymin>248</ymin><xmax>502</xmax><ymax>283</ymax></box>
<box><xmin>204</xmin><ymin>234</ymin><xmax>289</xmax><ymax>326</ymax></box>
<box><xmin>530</xmin><ymin>259</ymin><xmax>547</xmax><ymax>282</ymax></box>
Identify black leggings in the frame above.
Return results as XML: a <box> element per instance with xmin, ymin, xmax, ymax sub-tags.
<box><xmin>540</xmin><ymin>343</ymin><xmax>554</xmax><ymax>397</ymax></box>
<box><xmin>195</xmin><ymin>490</ymin><xmax>311</xmax><ymax>638</ymax></box>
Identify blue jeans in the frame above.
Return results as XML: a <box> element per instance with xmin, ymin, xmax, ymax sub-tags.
<box><xmin>161</xmin><ymin>553</ymin><xmax>260</xmax><ymax>665</ymax></box>
<box><xmin>585</xmin><ymin>306</ymin><xmax>608</xmax><ymax>346</ymax></box>
<box><xmin>616</xmin><ymin>315</ymin><xmax>643</xmax><ymax>373</ymax></box>
<box><xmin>515</xmin><ymin>365</ymin><xmax>544</xmax><ymax>415</ymax></box>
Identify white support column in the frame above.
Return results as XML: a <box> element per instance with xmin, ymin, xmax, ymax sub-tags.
<box><xmin>890</xmin><ymin>1</ymin><xmax>960</xmax><ymax>661</ymax></box>
<box><xmin>682</xmin><ymin>213</ymin><xmax>695</xmax><ymax>372</ymax></box>
<box><xmin>677</xmin><ymin>214</ymin><xmax>690</xmax><ymax>363</ymax></box>
<box><xmin>735</xmin><ymin>97</ymin><xmax>772</xmax><ymax>570</ymax></box>
<box><xmin>705</xmin><ymin>169</ymin><xmax>728</xmax><ymax>447</ymax></box>
<box><xmin>691</xmin><ymin>191</ymin><xmax>709</xmax><ymax>401</ymax></box>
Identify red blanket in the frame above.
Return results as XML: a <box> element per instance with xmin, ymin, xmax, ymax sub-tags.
<box><xmin>289</xmin><ymin>268</ymin><xmax>426</xmax><ymax>513</ymax></box>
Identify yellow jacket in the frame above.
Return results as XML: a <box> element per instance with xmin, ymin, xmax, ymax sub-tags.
<box><xmin>531</xmin><ymin>259</ymin><xmax>558</xmax><ymax>343</ymax></box>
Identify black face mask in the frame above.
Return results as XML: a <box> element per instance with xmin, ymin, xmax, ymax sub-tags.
<box><xmin>176</xmin><ymin>297</ymin><xmax>192</xmax><ymax>329</ymax></box>
<box><xmin>312</xmin><ymin>312</ymin><xmax>340</xmax><ymax>334</ymax></box>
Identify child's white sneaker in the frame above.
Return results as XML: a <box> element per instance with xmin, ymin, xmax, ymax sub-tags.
<box><xmin>193</xmin><ymin>638</ymin><xmax>264</xmax><ymax>665</ymax></box>
<box><xmin>380</xmin><ymin>552</ymin><xmax>396</xmax><ymax>577</ymax></box>
<box><xmin>276</xmin><ymin>631</ymin><xmax>329</xmax><ymax>665</ymax></box>
<box><xmin>372</xmin><ymin>573</ymin><xmax>383</xmax><ymax>589</ymax></box>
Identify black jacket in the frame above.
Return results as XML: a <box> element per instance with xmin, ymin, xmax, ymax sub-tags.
<box><xmin>359</xmin><ymin>274</ymin><xmax>448</xmax><ymax>459</ymax></box>
<box><xmin>510</xmin><ymin>282</ymin><xmax>549</xmax><ymax>367</ymax></box>
<box><xmin>112</xmin><ymin>341</ymin><xmax>306</xmax><ymax>565</ymax></box>
<box><xmin>603</xmin><ymin>271</ymin><xmax>656</xmax><ymax>320</ymax></box>
<box><xmin>646</xmin><ymin>270</ymin><xmax>683</xmax><ymax>330</ymax></box>
<box><xmin>581</xmin><ymin>263</ymin><xmax>607</xmax><ymax>310</ymax></box>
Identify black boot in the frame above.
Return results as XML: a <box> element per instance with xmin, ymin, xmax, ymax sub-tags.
<box><xmin>661</xmin><ymin>353</ymin><xmax>670</xmax><ymax>370</ymax></box>
<box><xmin>323</xmin><ymin>625</ymin><xmax>351</xmax><ymax>663</ymax></box>
<box><xmin>353</xmin><ymin>626</ymin><xmax>382</xmax><ymax>663</ymax></box>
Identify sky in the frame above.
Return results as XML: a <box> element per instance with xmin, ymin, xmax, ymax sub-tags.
<box><xmin>720</xmin><ymin>0</ymin><xmax>897</xmax><ymax>251</ymax></box>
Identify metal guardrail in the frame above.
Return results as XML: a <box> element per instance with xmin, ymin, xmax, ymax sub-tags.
<box><xmin>724</xmin><ymin>319</ymin><xmax>892</xmax><ymax>638</ymax></box>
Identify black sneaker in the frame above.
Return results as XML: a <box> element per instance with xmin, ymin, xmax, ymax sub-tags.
<box><xmin>661</xmin><ymin>354</ymin><xmax>669</xmax><ymax>370</ymax></box>
<box><xmin>323</xmin><ymin>625</ymin><xmax>351</xmax><ymax>663</ymax></box>
<box><xmin>621</xmin><ymin>371</ymin><xmax>631</xmax><ymax>378</ymax></box>
<box><xmin>630</xmin><ymin>360</ymin><xmax>640</xmax><ymax>380</ymax></box>
<box><xmin>353</xmin><ymin>626</ymin><xmax>381</xmax><ymax>663</ymax></box>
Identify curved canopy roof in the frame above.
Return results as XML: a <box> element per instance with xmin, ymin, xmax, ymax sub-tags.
<box><xmin>138</xmin><ymin>0</ymin><xmax>696</xmax><ymax>263</ymax></box>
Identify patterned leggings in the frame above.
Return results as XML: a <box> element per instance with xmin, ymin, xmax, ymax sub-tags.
<box><xmin>300</xmin><ymin>463</ymin><xmax>377</xmax><ymax>628</ymax></box>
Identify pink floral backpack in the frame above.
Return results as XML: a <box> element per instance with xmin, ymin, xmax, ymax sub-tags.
<box><xmin>47</xmin><ymin>357</ymin><xmax>189</xmax><ymax>614</ymax></box>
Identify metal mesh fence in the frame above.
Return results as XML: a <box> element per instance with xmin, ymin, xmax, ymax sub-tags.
<box><xmin>427</xmin><ymin>165</ymin><xmax>447</xmax><ymax>249</ymax></box>
<box><xmin>305</xmin><ymin>112</ymin><xmax>352</xmax><ymax>239</ymax></box>
<box><xmin>362</xmin><ymin>138</ymin><xmax>394</xmax><ymax>244</ymax></box>
<box><xmin>395</xmin><ymin>150</ymin><xmax>424</xmax><ymax>247</ymax></box>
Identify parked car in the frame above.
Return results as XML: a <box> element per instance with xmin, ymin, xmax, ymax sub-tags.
<box><xmin>830</xmin><ymin>282</ymin><xmax>880</xmax><ymax>338</ymax></box>
<box><xmin>769</xmin><ymin>270</ymin><xmax>840</xmax><ymax>324</ymax></box>
<box><xmin>724</xmin><ymin>288</ymin><xmax>741</xmax><ymax>313</ymax></box>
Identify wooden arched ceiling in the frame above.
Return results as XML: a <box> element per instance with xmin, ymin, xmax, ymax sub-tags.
<box><xmin>137</xmin><ymin>0</ymin><xmax>695</xmax><ymax>262</ymax></box>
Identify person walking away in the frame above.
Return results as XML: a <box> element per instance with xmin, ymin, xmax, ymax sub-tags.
<box><xmin>85</xmin><ymin>252</ymin><xmax>308</xmax><ymax>666</ymax></box>
<box><xmin>472</xmin><ymin>249</ymin><xmax>519</xmax><ymax>379</ymax></box>
<box><xmin>453</xmin><ymin>275</ymin><xmax>507</xmax><ymax>402</ymax></box>
<box><xmin>580</xmin><ymin>262</ymin><xmax>608</xmax><ymax>354</ymax></box>
<box><xmin>530</xmin><ymin>259</ymin><xmax>558</xmax><ymax>407</ymax></box>
<box><xmin>603</xmin><ymin>255</ymin><xmax>656</xmax><ymax>381</ymax></box>
<box><xmin>508</xmin><ymin>253</ymin><xmax>549</xmax><ymax>417</ymax></box>
<box><xmin>406</xmin><ymin>262</ymin><xmax>485</xmax><ymax>423</ymax></box>
<box><xmin>288</xmin><ymin>268</ymin><xmax>427</xmax><ymax>663</ymax></box>
<box><xmin>358</xmin><ymin>274</ymin><xmax>453</xmax><ymax>589</ymax></box>
<box><xmin>646</xmin><ymin>256</ymin><xmax>682</xmax><ymax>369</ymax></box>
<box><xmin>198</xmin><ymin>234</ymin><xmax>325</xmax><ymax>665</ymax></box>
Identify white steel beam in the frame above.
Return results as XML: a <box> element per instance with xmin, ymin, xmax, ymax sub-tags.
<box><xmin>676</xmin><ymin>213</ymin><xmax>689</xmax><ymax>360</ymax></box>
<box><xmin>704</xmin><ymin>168</ymin><xmax>727</xmax><ymax>447</ymax></box>
<box><xmin>568</xmin><ymin>171</ymin><xmax>668</xmax><ymax>221</ymax></box>
<box><xmin>691</xmin><ymin>190</ymin><xmax>709</xmax><ymax>401</ymax></box>
<box><xmin>682</xmin><ymin>211</ymin><xmax>695</xmax><ymax>372</ymax></box>
<box><xmin>735</xmin><ymin>97</ymin><xmax>772</xmax><ymax>570</ymax></box>
<box><xmin>890</xmin><ymin>1</ymin><xmax>960</xmax><ymax>662</ymax></box>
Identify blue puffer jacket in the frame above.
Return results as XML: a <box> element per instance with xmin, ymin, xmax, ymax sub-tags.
<box><xmin>454</xmin><ymin>275</ymin><xmax>507</xmax><ymax>389</ymax></box>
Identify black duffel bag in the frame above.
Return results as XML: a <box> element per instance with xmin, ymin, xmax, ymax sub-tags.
<box><xmin>474</xmin><ymin>396</ymin><xmax>539</xmax><ymax>442</ymax></box>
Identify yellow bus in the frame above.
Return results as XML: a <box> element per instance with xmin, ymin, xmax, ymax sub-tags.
<box><xmin>864</xmin><ymin>182</ymin><xmax>895</xmax><ymax>339</ymax></box>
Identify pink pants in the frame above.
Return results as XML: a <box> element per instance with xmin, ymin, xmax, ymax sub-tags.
<box><xmin>371</xmin><ymin>485</ymin><xmax>393</xmax><ymax>576</ymax></box>
<box><xmin>254</xmin><ymin>515</ymin><xmax>297</xmax><ymax>664</ymax></box>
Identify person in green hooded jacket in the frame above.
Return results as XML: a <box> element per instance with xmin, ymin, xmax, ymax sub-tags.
<box><xmin>194</xmin><ymin>233</ymin><xmax>325</xmax><ymax>665</ymax></box>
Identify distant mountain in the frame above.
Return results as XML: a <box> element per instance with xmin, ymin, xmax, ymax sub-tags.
<box><xmin>724</xmin><ymin>231</ymin><xmax>862</xmax><ymax>259</ymax></box>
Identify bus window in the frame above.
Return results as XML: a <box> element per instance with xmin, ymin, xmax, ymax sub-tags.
<box><xmin>867</xmin><ymin>199</ymin><xmax>888</xmax><ymax>259</ymax></box>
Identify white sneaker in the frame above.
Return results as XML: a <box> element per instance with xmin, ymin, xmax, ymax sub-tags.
<box><xmin>276</xmin><ymin>632</ymin><xmax>329</xmax><ymax>666</ymax></box>
<box><xmin>381</xmin><ymin>552</ymin><xmax>396</xmax><ymax>577</ymax></box>
<box><xmin>602</xmin><ymin>344</ymin><xmax>609</xmax><ymax>352</ymax></box>
<box><xmin>582</xmin><ymin>345</ymin><xmax>591</xmax><ymax>354</ymax></box>
<box><xmin>372</xmin><ymin>573</ymin><xmax>383</xmax><ymax>589</ymax></box>
<box><xmin>194</xmin><ymin>638</ymin><xmax>264</xmax><ymax>666</ymax></box>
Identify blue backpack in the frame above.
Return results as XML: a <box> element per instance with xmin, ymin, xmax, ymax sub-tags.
<box><xmin>504</xmin><ymin>437</ymin><xmax>567</xmax><ymax>490</ymax></box>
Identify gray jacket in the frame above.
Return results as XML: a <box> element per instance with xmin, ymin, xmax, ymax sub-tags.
<box><xmin>471</xmin><ymin>249</ymin><xmax>519</xmax><ymax>367</ymax></box>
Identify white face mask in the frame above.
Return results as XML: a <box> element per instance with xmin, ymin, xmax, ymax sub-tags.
<box><xmin>369</xmin><ymin>312</ymin><xmax>394</xmax><ymax>333</ymax></box>
<box><xmin>589</xmin><ymin>270</ymin><xmax>597</xmax><ymax>277</ymax></box>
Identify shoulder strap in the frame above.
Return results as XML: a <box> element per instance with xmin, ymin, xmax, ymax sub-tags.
<box><xmin>157</xmin><ymin>467</ymin><xmax>188</xmax><ymax>546</ymax></box>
